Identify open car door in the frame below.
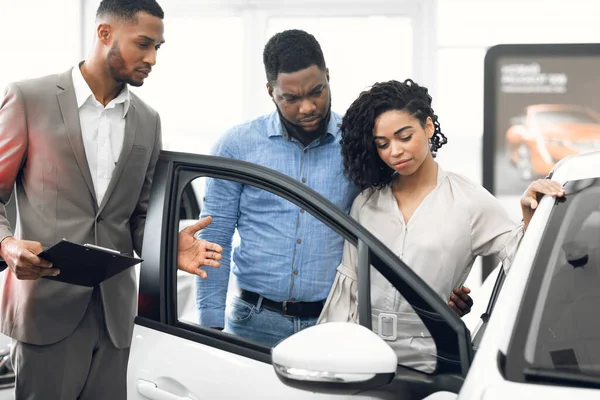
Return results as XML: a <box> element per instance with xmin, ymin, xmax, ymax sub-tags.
<box><xmin>127</xmin><ymin>151</ymin><xmax>473</xmax><ymax>400</ymax></box>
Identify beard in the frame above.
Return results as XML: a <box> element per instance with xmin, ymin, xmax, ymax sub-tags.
<box><xmin>276</xmin><ymin>93</ymin><xmax>332</xmax><ymax>146</ymax></box>
<box><xmin>107</xmin><ymin>41</ymin><xmax>143</xmax><ymax>87</ymax></box>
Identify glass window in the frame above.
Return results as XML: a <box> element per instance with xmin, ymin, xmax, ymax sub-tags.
<box><xmin>176</xmin><ymin>176</ymin><xmax>436</xmax><ymax>372</ymax></box>
<box><xmin>177</xmin><ymin>176</ymin><xmax>348</xmax><ymax>346</ymax></box>
<box><xmin>264</xmin><ymin>16</ymin><xmax>413</xmax><ymax>116</ymax></box>
<box><xmin>523</xmin><ymin>178</ymin><xmax>600</xmax><ymax>376</ymax></box>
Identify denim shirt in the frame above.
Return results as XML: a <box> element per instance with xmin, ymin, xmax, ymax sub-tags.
<box><xmin>195</xmin><ymin>110</ymin><xmax>359</xmax><ymax>328</ymax></box>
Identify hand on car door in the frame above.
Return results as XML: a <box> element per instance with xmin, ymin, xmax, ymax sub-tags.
<box><xmin>448</xmin><ymin>286</ymin><xmax>473</xmax><ymax>317</ymax></box>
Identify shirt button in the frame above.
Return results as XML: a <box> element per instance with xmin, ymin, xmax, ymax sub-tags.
<box><xmin>297</xmin><ymin>238</ymin><xmax>302</xmax><ymax>244</ymax></box>
<box><xmin>301</xmin><ymin>177</ymin><xmax>306</xmax><ymax>183</ymax></box>
<box><xmin>300</xmin><ymin>209</ymin><xmax>305</xmax><ymax>213</ymax></box>
<box><xmin>96</xmin><ymin>216</ymin><xmax>103</xmax><ymax>222</ymax></box>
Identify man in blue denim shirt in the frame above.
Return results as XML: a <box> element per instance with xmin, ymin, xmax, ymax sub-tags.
<box><xmin>195</xmin><ymin>30</ymin><xmax>360</xmax><ymax>346</ymax></box>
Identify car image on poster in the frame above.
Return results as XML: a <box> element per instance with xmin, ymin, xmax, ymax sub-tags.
<box><xmin>484</xmin><ymin>43</ymin><xmax>600</xmax><ymax>197</ymax></box>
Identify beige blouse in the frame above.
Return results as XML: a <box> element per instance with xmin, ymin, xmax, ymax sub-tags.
<box><xmin>318</xmin><ymin>165</ymin><xmax>524</xmax><ymax>372</ymax></box>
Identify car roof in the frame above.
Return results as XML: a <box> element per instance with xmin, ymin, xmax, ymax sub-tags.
<box><xmin>551</xmin><ymin>151</ymin><xmax>600</xmax><ymax>183</ymax></box>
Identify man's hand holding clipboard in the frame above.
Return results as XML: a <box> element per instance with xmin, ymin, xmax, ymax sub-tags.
<box><xmin>0</xmin><ymin>237</ymin><xmax>139</xmax><ymax>287</ymax></box>
<box><xmin>0</xmin><ymin>237</ymin><xmax>59</xmax><ymax>280</ymax></box>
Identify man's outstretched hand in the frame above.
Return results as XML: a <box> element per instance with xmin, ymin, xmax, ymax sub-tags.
<box><xmin>177</xmin><ymin>216</ymin><xmax>223</xmax><ymax>279</ymax></box>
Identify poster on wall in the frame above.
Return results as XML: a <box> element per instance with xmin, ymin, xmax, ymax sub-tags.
<box><xmin>482</xmin><ymin>43</ymin><xmax>600</xmax><ymax>277</ymax></box>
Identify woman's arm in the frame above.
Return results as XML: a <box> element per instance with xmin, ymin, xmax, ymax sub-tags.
<box><xmin>469</xmin><ymin>178</ymin><xmax>564</xmax><ymax>272</ymax></box>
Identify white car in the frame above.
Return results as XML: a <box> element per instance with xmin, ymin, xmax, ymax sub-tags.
<box><xmin>272</xmin><ymin>151</ymin><xmax>600</xmax><ymax>399</ymax></box>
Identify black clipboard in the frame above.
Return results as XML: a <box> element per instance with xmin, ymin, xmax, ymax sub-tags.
<box><xmin>38</xmin><ymin>239</ymin><xmax>142</xmax><ymax>287</ymax></box>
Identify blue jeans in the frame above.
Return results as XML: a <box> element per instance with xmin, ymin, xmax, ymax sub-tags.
<box><xmin>224</xmin><ymin>295</ymin><xmax>318</xmax><ymax>347</ymax></box>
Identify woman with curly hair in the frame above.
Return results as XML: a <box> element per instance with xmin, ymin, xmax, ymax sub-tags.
<box><xmin>317</xmin><ymin>79</ymin><xmax>564</xmax><ymax>371</ymax></box>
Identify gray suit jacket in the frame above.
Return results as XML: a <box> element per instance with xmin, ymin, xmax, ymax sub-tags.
<box><xmin>0</xmin><ymin>68</ymin><xmax>162</xmax><ymax>349</ymax></box>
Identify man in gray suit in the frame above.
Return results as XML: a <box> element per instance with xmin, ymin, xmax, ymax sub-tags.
<box><xmin>0</xmin><ymin>0</ymin><xmax>222</xmax><ymax>398</ymax></box>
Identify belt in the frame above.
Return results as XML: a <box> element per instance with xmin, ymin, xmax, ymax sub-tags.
<box><xmin>239</xmin><ymin>289</ymin><xmax>324</xmax><ymax>318</ymax></box>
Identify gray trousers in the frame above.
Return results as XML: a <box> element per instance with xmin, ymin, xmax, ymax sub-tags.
<box><xmin>10</xmin><ymin>288</ymin><xmax>130</xmax><ymax>400</ymax></box>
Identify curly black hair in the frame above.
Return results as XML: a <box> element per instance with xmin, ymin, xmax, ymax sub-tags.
<box><xmin>96</xmin><ymin>0</ymin><xmax>164</xmax><ymax>21</ymax></box>
<box><xmin>341</xmin><ymin>79</ymin><xmax>448</xmax><ymax>190</ymax></box>
<box><xmin>263</xmin><ymin>29</ymin><xmax>326</xmax><ymax>85</ymax></box>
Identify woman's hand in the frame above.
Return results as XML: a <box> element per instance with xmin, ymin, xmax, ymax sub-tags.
<box><xmin>449</xmin><ymin>286</ymin><xmax>473</xmax><ymax>317</ymax></box>
<box><xmin>521</xmin><ymin>179</ymin><xmax>565</xmax><ymax>231</ymax></box>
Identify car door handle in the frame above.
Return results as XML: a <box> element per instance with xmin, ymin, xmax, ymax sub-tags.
<box><xmin>137</xmin><ymin>380</ymin><xmax>194</xmax><ymax>400</ymax></box>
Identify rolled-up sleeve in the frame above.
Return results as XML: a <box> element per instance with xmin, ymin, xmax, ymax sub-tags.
<box><xmin>317</xmin><ymin>242</ymin><xmax>359</xmax><ymax>324</ymax></box>
<box><xmin>195</xmin><ymin>133</ymin><xmax>242</xmax><ymax>328</ymax></box>
<box><xmin>469</xmin><ymin>187</ymin><xmax>525</xmax><ymax>272</ymax></box>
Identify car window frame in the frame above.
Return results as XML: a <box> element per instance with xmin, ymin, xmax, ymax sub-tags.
<box><xmin>136</xmin><ymin>151</ymin><xmax>473</xmax><ymax>376</ymax></box>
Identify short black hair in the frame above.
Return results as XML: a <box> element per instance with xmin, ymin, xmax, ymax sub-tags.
<box><xmin>341</xmin><ymin>79</ymin><xmax>448</xmax><ymax>190</ymax></box>
<box><xmin>263</xmin><ymin>29</ymin><xmax>326</xmax><ymax>85</ymax></box>
<box><xmin>96</xmin><ymin>0</ymin><xmax>164</xmax><ymax>21</ymax></box>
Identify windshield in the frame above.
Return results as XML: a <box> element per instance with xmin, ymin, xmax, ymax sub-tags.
<box><xmin>533</xmin><ymin>109</ymin><xmax>599</xmax><ymax>125</ymax></box>
<box><xmin>525</xmin><ymin>178</ymin><xmax>600</xmax><ymax>376</ymax></box>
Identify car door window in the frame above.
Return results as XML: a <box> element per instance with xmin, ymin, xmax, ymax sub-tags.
<box><xmin>174</xmin><ymin>175</ymin><xmax>439</xmax><ymax>373</ymax></box>
<box><xmin>176</xmin><ymin>175</ymin><xmax>347</xmax><ymax>347</ymax></box>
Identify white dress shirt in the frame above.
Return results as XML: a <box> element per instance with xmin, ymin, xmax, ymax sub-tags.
<box><xmin>71</xmin><ymin>64</ymin><xmax>130</xmax><ymax>206</ymax></box>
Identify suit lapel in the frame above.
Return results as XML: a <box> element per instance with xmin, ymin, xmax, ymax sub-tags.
<box><xmin>56</xmin><ymin>70</ymin><xmax>98</xmax><ymax>207</ymax></box>
<box><xmin>97</xmin><ymin>104</ymin><xmax>137</xmax><ymax>214</ymax></box>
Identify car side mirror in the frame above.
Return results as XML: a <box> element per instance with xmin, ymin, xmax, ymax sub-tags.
<box><xmin>272</xmin><ymin>322</ymin><xmax>397</xmax><ymax>394</ymax></box>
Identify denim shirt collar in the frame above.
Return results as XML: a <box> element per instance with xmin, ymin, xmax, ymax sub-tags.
<box><xmin>267</xmin><ymin>110</ymin><xmax>341</xmax><ymax>147</ymax></box>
